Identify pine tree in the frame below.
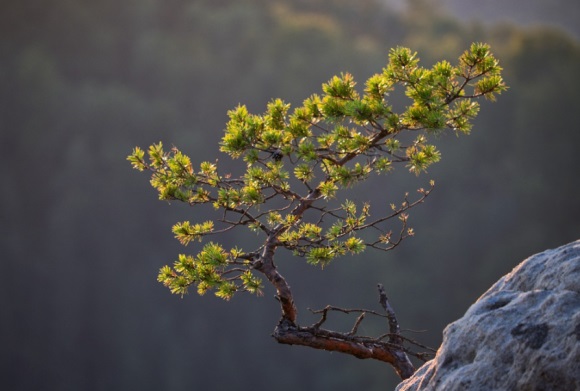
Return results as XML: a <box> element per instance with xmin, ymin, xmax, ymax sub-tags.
<box><xmin>128</xmin><ymin>43</ymin><xmax>506</xmax><ymax>379</ymax></box>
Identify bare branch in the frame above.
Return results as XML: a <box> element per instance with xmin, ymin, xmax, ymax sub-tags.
<box><xmin>377</xmin><ymin>333</ymin><xmax>437</xmax><ymax>358</ymax></box>
<box><xmin>309</xmin><ymin>305</ymin><xmax>388</xmax><ymax>319</ymax></box>
<box><xmin>348</xmin><ymin>312</ymin><xmax>366</xmax><ymax>336</ymax></box>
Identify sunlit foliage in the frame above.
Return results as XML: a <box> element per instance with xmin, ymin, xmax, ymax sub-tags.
<box><xmin>129</xmin><ymin>43</ymin><xmax>505</xmax><ymax>299</ymax></box>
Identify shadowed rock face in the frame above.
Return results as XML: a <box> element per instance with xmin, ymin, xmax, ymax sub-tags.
<box><xmin>396</xmin><ymin>240</ymin><xmax>580</xmax><ymax>391</ymax></box>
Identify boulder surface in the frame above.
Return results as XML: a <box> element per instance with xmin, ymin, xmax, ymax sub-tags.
<box><xmin>396</xmin><ymin>240</ymin><xmax>580</xmax><ymax>391</ymax></box>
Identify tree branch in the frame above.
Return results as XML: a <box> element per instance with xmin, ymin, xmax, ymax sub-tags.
<box><xmin>271</xmin><ymin>284</ymin><xmax>418</xmax><ymax>380</ymax></box>
<box><xmin>273</xmin><ymin>318</ymin><xmax>412</xmax><ymax>374</ymax></box>
<box><xmin>254</xmin><ymin>238</ymin><xmax>298</xmax><ymax>324</ymax></box>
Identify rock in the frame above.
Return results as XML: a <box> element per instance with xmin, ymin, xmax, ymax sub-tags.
<box><xmin>396</xmin><ymin>240</ymin><xmax>580</xmax><ymax>391</ymax></box>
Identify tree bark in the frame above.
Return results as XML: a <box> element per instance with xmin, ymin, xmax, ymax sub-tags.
<box><xmin>254</xmin><ymin>236</ymin><xmax>298</xmax><ymax>324</ymax></box>
<box><xmin>253</xmin><ymin>190</ymin><xmax>417</xmax><ymax>380</ymax></box>
<box><xmin>272</xmin><ymin>318</ymin><xmax>415</xmax><ymax>380</ymax></box>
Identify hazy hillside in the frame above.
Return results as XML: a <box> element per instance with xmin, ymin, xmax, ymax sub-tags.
<box><xmin>2</xmin><ymin>1</ymin><xmax>579</xmax><ymax>390</ymax></box>
<box><xmin>441</xmin><ymin>0</ymin><xmax>579</xmax><ymax>37</ymax></box>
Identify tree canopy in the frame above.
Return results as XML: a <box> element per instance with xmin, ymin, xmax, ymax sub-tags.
<box><xmin>129</xmin><ymin>42</ymin><xmax>505</xmax><ymax>378</ymax></box>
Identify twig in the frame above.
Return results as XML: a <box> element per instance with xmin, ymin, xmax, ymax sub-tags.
<box><xmin>348</xmin><ymin>312</ymin><xmax>366</xmax><ymax>336</ymax></box>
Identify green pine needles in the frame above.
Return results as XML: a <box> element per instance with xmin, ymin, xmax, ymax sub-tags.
<box><xmin>129</xmin><ymin>43</ymin><xmax>506</xmax><ymax>300</ymax></box>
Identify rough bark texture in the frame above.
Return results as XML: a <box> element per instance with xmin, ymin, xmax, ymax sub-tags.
<box><xmin>396</xmin><ymin>239</ymin><xmax>580</xmax><ymax>391</ymax></box>
<box><xmin>272</xmin><ymin>318</ymin><xmax>415</xmax><ymax>380</ymax></box>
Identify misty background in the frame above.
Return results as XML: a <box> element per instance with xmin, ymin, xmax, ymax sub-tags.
<box><xmin>2</xmin><ymin>0</ymin><xmax>579</xmax><ymax>390</ymax></box>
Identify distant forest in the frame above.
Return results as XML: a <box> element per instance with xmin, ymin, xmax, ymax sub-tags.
<box><xmin>2</xmin><ymin>1</ymin><xmax>579</xmax><ymax>390</ymax></box>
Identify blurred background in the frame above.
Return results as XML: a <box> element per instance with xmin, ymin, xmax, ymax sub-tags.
<box><xmin>2</xmin><ymin>0</ymin><xmax>579</xmax><ymax>390</ymax></box>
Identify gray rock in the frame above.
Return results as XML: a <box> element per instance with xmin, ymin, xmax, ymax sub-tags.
<box><xmin>396</xmin><ymin>240</ymin><xmax>580</xmax><ymax>391</ymax></box>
